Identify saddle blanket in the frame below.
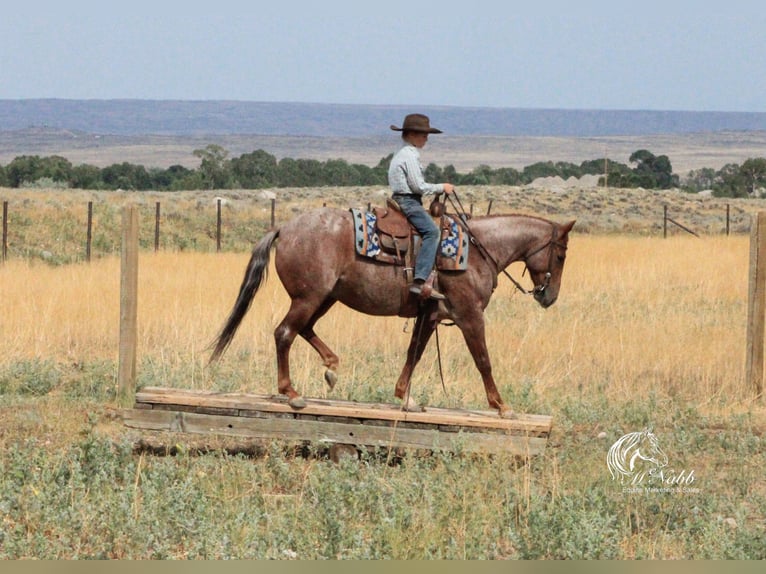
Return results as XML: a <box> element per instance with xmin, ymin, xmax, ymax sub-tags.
<box><xmin>350</xmin><ymin>208</ymin><xmax>469</xmax><ymax>271</ymax></box>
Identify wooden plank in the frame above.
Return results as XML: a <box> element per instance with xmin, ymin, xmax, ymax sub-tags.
<box><xmin>135</xmin><ymin>387</ymin><xmax>552</xmax><ymax>434</ymax></box>
<box><xmin>121</xmin><ymin>408</ymin><xmax>548</xmax><ymax>456</ymax></box>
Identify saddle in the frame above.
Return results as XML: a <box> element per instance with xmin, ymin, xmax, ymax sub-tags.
<box><xmin>372</xmin><ymin>198</ymin><xmax>414</xmax><ymax>255</ymax></box>
<box><xmin>350</xmin><ymin>197</ymin><xmax>468</xmax><ymax>271</ymax></box>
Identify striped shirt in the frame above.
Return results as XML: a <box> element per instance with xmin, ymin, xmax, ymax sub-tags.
<box><xmin>387</xmin><ymin>144</ymin><xmax>444</xmax><ymax>197</ymax></box>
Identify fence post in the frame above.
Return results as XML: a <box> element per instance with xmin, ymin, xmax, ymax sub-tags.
<box><xmin>726</xmin><ymin>204</ymin><xmax>730</xmax><ymax>236</ymax></box>
<box><xmin>746</xmin><ymin>212</ymin><xmax>766</xmax><ymax>399</ymax></box>
<box><xmin>86</xmin><ymin>201</ymin><xmax>93</xmax><ymax>262</ymax></box>
<box><xmin>154</xmin><ymin>201</ymin><xmax>161</xmax><ymax>252</ymax></box>
<box><xmin>271</xmin><ymin>198</ymin><xmax>276</xmax><ymax>228</ymax></box>
<box><xmin>663</xmin><ymin>205</ymin><xmax>668</xmax><ymax>238</ymax></box>
<box><xmin>2</xmin><ymin>201</ymin><xmax>7</xmax><ymax>263</ymax></box>
<box><xmin>118</xmin><ymin>205</ymin><xmax>139</xmax><ymax>408</ymax></box>
<box><xmin>216</xmin><ymin>198</ymin><xmax>222</xmax><ymax>252</ymax></box>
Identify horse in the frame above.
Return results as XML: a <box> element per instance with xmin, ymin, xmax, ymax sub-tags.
<box><xmin>607</xmin><ymin>429</ymin><xmax>668</xmax><ymax>484</ymax></box>
<box><xmin>209</xmin><ymin>203</ymin><xmax>575</xmax><ymax>418</ymax></box>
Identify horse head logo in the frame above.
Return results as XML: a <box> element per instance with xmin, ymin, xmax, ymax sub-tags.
<box><xmin>607</xmin><ymin>428</ymin><xmax>668</xmax><ymax>484</ymax></box>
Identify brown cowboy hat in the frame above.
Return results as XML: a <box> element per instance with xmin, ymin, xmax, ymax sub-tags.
<box><xmin>390</xmin><ymin>113</ymin><xmax>443</xmax><ymax>134</ymax></box>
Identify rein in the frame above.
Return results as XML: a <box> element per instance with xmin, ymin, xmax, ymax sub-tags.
<box><xmin>446</xmin><ymin>192</ymin><xmax>562</xmax><ymax>296</ymax></box>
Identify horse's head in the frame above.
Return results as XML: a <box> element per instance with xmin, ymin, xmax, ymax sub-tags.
<box><xmin>525</xmin><ymin>219</ymin><xmax>575</xmax><ymax>308</ymax></box>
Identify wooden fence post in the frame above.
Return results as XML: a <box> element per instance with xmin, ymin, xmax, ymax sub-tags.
<box><xmin>154</xmin><ymin>201</ymin><xmax>161</xmax><ymax>252</ymax></box>
<box><xmin>216</xmin><ymin>198</ymin><xmax>222</xmax><ymax>252</ymax></box>
<box><xmin>746</xmin><ymin>212</ymin><xmax>766</xmax><ymax>399</ymax></box>
<box><xmin>118</xmin><ymin>205</ymin><xmax>139</xmax><ymax>407</ymax></box>
<box><xmin>271</xmin><ymin>198</ymin><xmax>276</xmax><ymax>228</ymax></box>
<box><xmin>2</xmin><ymin>201</ymin><xmax>7</xmax><ymax>263</ymax></box>
<box><xmin>86</xmin><ymin>201</ymin><xmax>93</xmax><ymax>262</ymax></box>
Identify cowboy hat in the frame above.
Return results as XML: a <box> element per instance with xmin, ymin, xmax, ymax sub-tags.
<box><xmin>389</xmin><ymin>113</ymin><xmax>443</xmax><ymax>134</ymax></box>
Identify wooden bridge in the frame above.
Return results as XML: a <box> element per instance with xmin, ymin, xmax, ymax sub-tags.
<box><xmin>121</xmin><ymin>387</ymin><xmax>553</xmax><ymax>458</ymax></box>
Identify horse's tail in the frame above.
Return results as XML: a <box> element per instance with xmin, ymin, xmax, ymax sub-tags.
<box><xmin>208</xmin><ymin>229</ymin><xmax>280</xmax><ymax>363</ymax></box>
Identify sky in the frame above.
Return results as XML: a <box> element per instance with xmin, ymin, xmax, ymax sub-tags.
<box><xmin>1</xmin><ymin>1</ymin><xmax>765</xmax><ymax>112</ymax></box>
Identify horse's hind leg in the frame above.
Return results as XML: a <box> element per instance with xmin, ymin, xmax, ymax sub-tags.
<box><xmin>299</xmin><ymin>298</ymin><xmax>340</xmax><ymax>390</ymax></box>
<box><xmin>275</xmin><ymin>297</ymin><xmax>328</xmax><ymax>408</ymax></box>
<box><xmin>394</xmin><ymin>306</ymin><xmax>438</xmax><ymax>410</ymax></box>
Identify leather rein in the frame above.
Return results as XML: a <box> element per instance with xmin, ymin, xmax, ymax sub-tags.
<box><xmin>446</xmin><ymin>193</ymin><xmax>565</xmax><ymax>297</ymax></box>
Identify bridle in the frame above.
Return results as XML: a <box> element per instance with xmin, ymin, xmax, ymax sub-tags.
<box><xmin>446</xmin><ymin>193</ymin><xmax>566</xmax><ymax>297</ymax></box>
<box><xmin>516</xmin><ymin>222</ymin><xmax>567</xmax><ymax>297</ymax></box>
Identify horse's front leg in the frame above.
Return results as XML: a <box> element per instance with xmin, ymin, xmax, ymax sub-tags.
<box><xmin>458</xmin><ymin>316</ymin><xmax>516</xmax><ymax>419</ymax></box>
<box><xmin>394</xmin><ymin>307</ymin><xmax>437</xmax><ymax>411</ymax></box>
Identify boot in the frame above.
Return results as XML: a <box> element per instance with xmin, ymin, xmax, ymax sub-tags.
<box><xmin>409</xmin><ymin>279</ymin><xmax>446</xmax><ymax>300</ymax></box>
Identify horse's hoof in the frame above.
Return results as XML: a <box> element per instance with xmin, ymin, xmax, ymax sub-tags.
<box><xmin>499</xmin><ymin>407</ymin><xmax>517</xmax><ymax>420</ymax></box>
<box><xmin>288</xmin><ymin>396</ymin><xmax>307</xmax><ymax>409</ymax></box>
<box><xmin>324</xmin><ymin>369</ymin><xmax>338</xmax><ymax>390</ymax></box>
<box><xmin>401</xmin><ymin>395</ymin><xmax>425</xmax><ymax>412</ymax></box>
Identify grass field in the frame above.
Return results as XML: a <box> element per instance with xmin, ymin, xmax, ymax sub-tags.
<box><xmin>1</xmin><ymin>185</ymin><xmax>765</xmax><ymax>558</ymax></box>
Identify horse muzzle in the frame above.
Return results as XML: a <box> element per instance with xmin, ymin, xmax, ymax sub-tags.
<box><xmin>533</xmin><ymin>273</ymin><xmax>556</xmax><ymax>308</ymax></box>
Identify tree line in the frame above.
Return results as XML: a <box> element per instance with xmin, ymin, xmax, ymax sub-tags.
<box><xmin>1</xmin><ymin>143</ymin><xmax>765</xmax><ymax>198</ymax></box>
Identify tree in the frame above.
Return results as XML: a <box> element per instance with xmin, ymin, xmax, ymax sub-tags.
<box><xmin>522</xmin><ymin>161</ymin><xmax>559</xmax><ymax>183</ymax></box>
<box><xmin>713</xmin><ymin>163</ymin><xmax>746</xmax><ymax>197</ymax></box>
<box><xmin>554</xmin><ymin>161</ymin><xmax>582</xmax><ymax>179</ymax></box>
<box><xmin>424</xmin><ymin>162</ymin><xmax>444</xmax><ymax>183</ymax></box>
<box><xmin>71</xmin><ymin>164</ymin><xmax>102</xmax><ymax>189</ymax></box>
<box><xmin>491</xmin><ymin>167</ymin><xmax>522</xmax><ymax>185</ymax></box>
<box><xmin>461</xmin><ymin>164</ymin><xmax>494</xmax><ymax>185</ymax></box>
<box><xmin>740</xmin><ymin>158</ymin><xmax>766</xmax><ymax>196</ymax></box>
<box><xmin>6</xmin><ymin>155</ymin><xmax>44</xmax><ymax>187</ymax></box>
<box><xmin>101</xmin><ymin>162</ymin><xmax>152</xmax><ymax>190</ymax></box>
<box><xmin>194</xmin><ymin>144</ymin><xmax>231</xmax><ymax>190</ymax></box>
<box><xmin>230</xmin><ymin>149</ymin><xmax>277</xmax><ymax>188</ymax></box>
<box><xmin>629</xmin><ymin>149</ymin><xmax>678</xmax><ymax>189</ymax></box>
<box><xmin>683</xmin><ymin>167</ymin><xmax>717</xmax><ymax>193</ymax></box>
<box><xmin>374</xmin><ymin>154</ymin><xmax>393</xmax><ymax>182</ymax></box>
<box><xmin>442</xmin><ymin>165</ymin><xmax>458</xmax><ymax>183</ymax></box>
<box><xmin>322</xmin><ymin>159</ymin><xmax>358</xmax><ymax>186</ymax></box>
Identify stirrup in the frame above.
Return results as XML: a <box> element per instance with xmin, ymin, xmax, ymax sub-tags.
<box><xmin>409</xmin><ymin>282</ymin><xmax>446</xmax><ymax>301</ymax></box>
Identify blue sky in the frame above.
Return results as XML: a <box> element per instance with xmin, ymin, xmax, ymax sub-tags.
<box><xmin>2</xmin><ymin>1</ymin><xmax>764</xmax><ymax>112</ymax></box>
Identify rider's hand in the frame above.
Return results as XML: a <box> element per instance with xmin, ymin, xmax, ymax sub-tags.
<box><xmin>442</xmin><ymin>183</ymin><xmax>454</xmax><ymax>195</ymax></box>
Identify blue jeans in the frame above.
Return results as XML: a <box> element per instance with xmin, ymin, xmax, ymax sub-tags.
<box><xmin>393</xmin><ymin>194</ymin><xmax>440</xmax><ymax>282</ymax></box>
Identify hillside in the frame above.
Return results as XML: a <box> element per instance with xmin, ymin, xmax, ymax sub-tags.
<box><xmin>2</xmin><ymin>100</ymin><xmax>766</xmax><ymax>174</ymax></box>
<box><xmin>3</xmin><ymin>99</ymin><xmax>766</xmax><ymax>137</ymax></box>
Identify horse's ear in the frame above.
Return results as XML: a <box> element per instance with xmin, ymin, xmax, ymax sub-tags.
<box><xmin>561</xmin><ymin>220</ymin><xmax>576</xmax><ymax>235</ymax></box>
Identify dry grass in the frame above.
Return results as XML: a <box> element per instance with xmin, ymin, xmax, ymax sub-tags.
<box><xmin>0</xmin><ymin>234</ymin><xmax>755</xmax><ymax>415</ymax></box>
<box><xmin>2</xmin><ymin>188</ymin><xmax>765</xmax><ymax>559</ymax></box>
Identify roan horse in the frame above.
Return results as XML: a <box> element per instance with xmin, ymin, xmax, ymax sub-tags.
<box><xmin>209</xmin><ymin>202</ymin><xmax>574</xmax><ymax>418</ymax></box>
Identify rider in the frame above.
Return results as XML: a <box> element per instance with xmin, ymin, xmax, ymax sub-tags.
<box><xmin>388</xmin><ymin>113</ymin><xmax>454</xmax><ymax>300</ymax></box>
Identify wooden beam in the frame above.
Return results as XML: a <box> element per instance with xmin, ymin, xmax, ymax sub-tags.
<box><xmin>122</xmin><ymin>409</ymin><xmax>547</xmax><ymax>455</ymax></box>
<box><xmin>135</xmin><ymin>387</ymin><xmax>551</xmax><ymax>433</ymax></box>
<box><xmin>123</xmin><ymin>387</ymin><xmax>553</xmax><ymax>457</ymax></box>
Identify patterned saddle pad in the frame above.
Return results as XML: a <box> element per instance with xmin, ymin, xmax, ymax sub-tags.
<box><xmin>350</xmin><ymin>207</ymin><xmax>469</xmax><ymax>271</ymax></box>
